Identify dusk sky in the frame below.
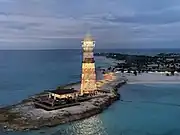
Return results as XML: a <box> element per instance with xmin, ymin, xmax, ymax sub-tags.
<box><xmin>1</xmin><ymin>0</ymin><xmax>180</xmax><ymax>49</ymax></box>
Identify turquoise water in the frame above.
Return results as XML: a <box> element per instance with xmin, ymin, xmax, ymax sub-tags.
<box><xmin>3</xmin><ymin>84</ymin><xmax>180</xmax><ymax>135</ymax></box>
<box><xmin>0</xmin><ymin>50</ymin><xmax>111</xmax><ymax>106</ymax></box>
<box><xmin>0</xmin><ymin>50</ymin><xmax>81</xmax><ymax>106</ymax></box>
<box><xmin>1</xmin><ymin>50</ymin><xmax>180</xmax><ymax>135</ymax></box>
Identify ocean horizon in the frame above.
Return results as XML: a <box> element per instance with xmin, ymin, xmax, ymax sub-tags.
<box><xmin>2</xmin><ymin>48</ymin><xmax>180</xmax><ymax>55</ymax></box>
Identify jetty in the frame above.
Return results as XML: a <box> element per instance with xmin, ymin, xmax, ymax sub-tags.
<box><xmin>0</xmin><ymin>73</ymin><xmax>126</xmax><ymax>131</ymax></box>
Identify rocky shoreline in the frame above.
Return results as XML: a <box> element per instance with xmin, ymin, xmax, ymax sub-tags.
<box><xmin>0</xmin><ymin>78</ymin><xmax>126</xmax><ymax>132</ymax></box>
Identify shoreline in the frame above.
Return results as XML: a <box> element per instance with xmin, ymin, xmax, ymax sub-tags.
<box><xmin>128</xmin><ymin>81</ymin><xmax>180</xmax><ymax>84</ymax></box>
<box><xmin>2</xmin><ymin>55</ymin><xmax>180</xmax><ymax>132</ymax></box>
<box><xmin>0</xmin><ymin>72</ymin><xmax>126</xmax><ymax>132</ymax></box>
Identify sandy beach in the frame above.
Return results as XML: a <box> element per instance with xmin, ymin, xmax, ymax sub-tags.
<box><xmin>98</xmin><ymin>54</ymin><xmax>180</xmax><ymax>84</ymax></box>
<box><xmin>1</xmin><ymin>56</ymin><xmax>180</xmax><ymax>132</ymax></box>
<box><xmin>115</xmin><ymin>72</ymin><xmax>180</xmax><ymax>84</ymax></box>
<box><xmin>100</xmin><ymin>55</ymin><xmax>180</xmax><ymax>85</ymax></box>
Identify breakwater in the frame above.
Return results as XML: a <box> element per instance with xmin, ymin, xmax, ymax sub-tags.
<box><xmin>0</xmin><ymin>78</ymin><xmax>126</xmax><ymax>132</ymax></box>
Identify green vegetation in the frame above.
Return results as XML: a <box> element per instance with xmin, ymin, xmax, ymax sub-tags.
<box><xmin>95</xmin><ymin>52</ymin><xmax>180</xmax><ymax>73</ymax></box>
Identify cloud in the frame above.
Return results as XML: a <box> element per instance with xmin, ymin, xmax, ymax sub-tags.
<box><xmin>0</xmin><ymin>0</ymin><xmax>180</xmax><ymax>49</ymax></box>
<box><xmin>103</xmin><ymin>8</ymin><xmax>180</xmax><ymax>25</ymax></box>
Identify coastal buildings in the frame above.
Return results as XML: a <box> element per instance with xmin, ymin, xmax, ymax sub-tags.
<box><xmin>104</xmin><ymin>72</ymin><xmax>114</xmax><ymax>81</ymax></box>
<box><xmin>80</xmin><ymin>34</ymin><xmax>97</xmax><ymax>95</ymax></box>
<box><xmin>95</xmin><ymin>52</ymin><xmax>180</xmax><ymax>73</ymax></box>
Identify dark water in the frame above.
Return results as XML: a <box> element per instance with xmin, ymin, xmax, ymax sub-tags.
<box><xmin>1</xmin><ymin>49</ymin><xmax>180</xmax><ymax>135</ymax></box>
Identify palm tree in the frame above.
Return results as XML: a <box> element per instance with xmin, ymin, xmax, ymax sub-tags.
<box><xmin>134</xmin><ymin>70</ymin><xmax>137</xmax><ymax>76</ymax></box>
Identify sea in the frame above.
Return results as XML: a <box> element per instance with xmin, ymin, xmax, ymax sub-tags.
<box><xmin>1</xmin><ymin>49</ymin><xmax>180</xmax><ymax>135</ymax></box>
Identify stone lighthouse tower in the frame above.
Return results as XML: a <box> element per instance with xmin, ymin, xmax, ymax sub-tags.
<box><xmin>80</xmin><ymin>33</ymin><xmax>97</xmax><ymax>95</ymax></box>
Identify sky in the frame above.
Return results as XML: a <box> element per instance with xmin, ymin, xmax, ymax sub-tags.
<box><xmin>0</xmin><ymin>0</ymin><xmax>180</xmax><ymax>49</ymax></box>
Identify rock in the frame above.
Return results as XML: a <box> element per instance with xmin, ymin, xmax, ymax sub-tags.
<box><xmin>0</xmin><ymin>79</ymin><xmax>126</xmax><ymax>131</ymax></box>
<box><xmin>3</xmin><ymin>125</ymin><xmax>7</xmax><ymax>129</ymax></box>
<box><xmin>7</xmin><ymin>128</ymin><xmax>13</xmax><ymax>132</ymax></box>
<box><xmin>0</xmin><ymin>114</ymin><xmax>8</xmax><ymax>122</ymax></box>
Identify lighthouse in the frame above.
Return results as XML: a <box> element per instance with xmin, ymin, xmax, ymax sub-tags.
<box><xmin>80</xmin><ymin>33</ymin><xmax>97</xmax><ymax>95</ymax></box>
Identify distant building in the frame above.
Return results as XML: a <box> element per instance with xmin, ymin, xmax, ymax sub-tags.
<box><xmin>166</xmin><ymin>58</ymin><xmax>174</xmax><ymax>62</ymax></box>
<box><xmin>118</xmin><ymin>60</ymin><xmax>126</xmax><ymax>64</ymax></box>
<box><xmin>147</xmin><ymin>64</ymin><xmax>159</xmax><ymax>71</ymax></box>
<box><xmin>148</xmin><ymin>64</ymin><xmax>159</xmax><ymax>68</ymax></box>
<box><xmin>104</xmin><ymin>72</ymin><xmax>114</xmax><ymax>80</ymax></box>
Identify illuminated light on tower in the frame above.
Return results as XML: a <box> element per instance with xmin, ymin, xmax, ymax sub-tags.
<box><xmin>104</xmin><ymin>73</ymin><xmax>114</xmax><ymax>81</ymax></box>
<box><xmin>80</xmin><ymin>33</ymin><xmax>97</xmax><ymax>95</ymax></box>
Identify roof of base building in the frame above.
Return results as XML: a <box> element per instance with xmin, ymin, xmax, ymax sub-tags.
<box><xmin>49</xmin><ymin>89</ymin><xmax>78</xmax><ymax>95</ymax></box>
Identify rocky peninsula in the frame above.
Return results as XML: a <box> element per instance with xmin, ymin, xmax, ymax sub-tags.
<box><xmin>2</xmin><ymin>52</ymin><xmax>180</xmax><ymax>132</ymax></box>
<box><xmin>2</xmin><ymin>51</ymin><xmax>180</xmax><ymax>132</ymax></box>
<box><xmin>0</xmin><ymin>73</ymin><xmax>126</xmax><ymax>132</ymax></box>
